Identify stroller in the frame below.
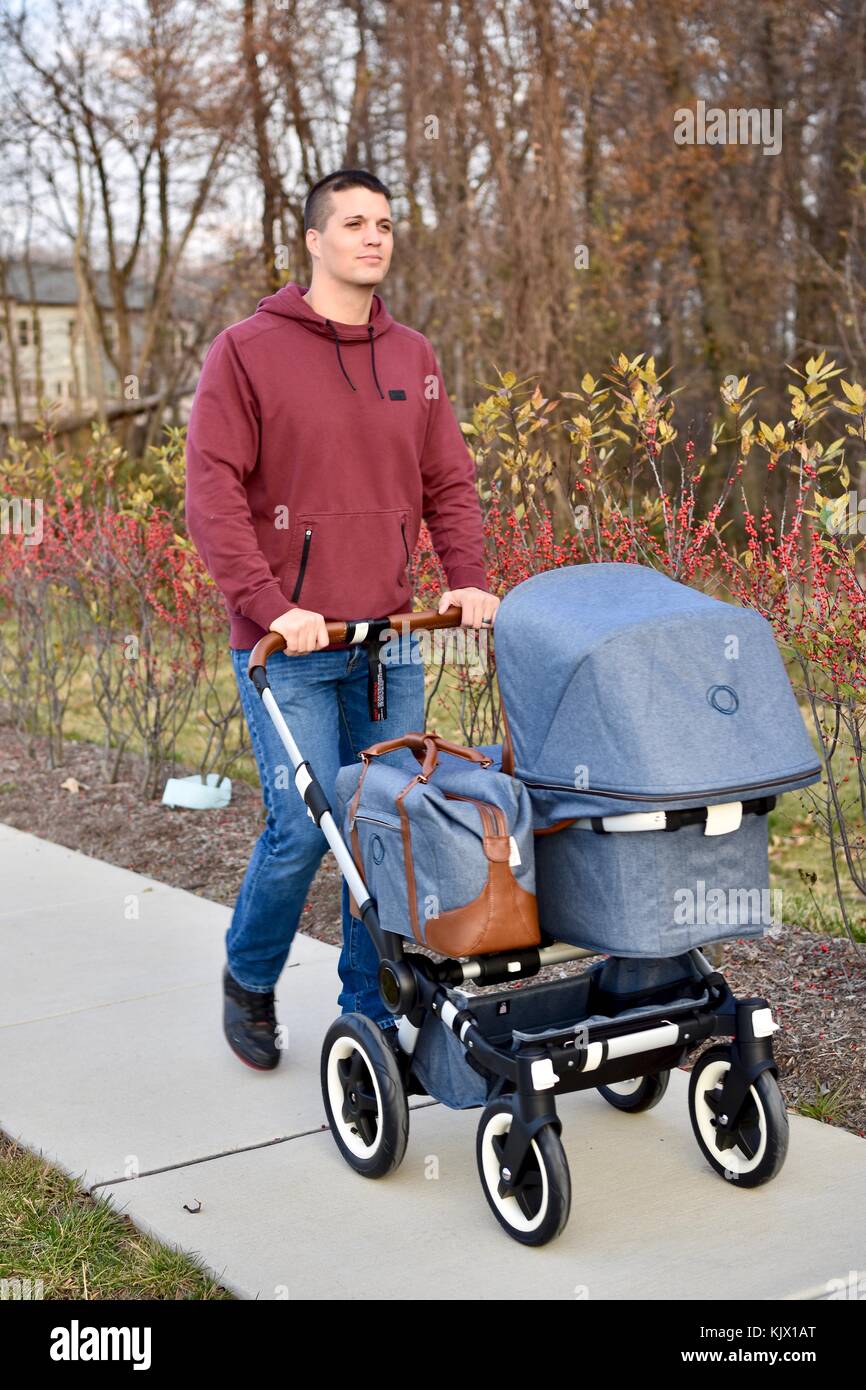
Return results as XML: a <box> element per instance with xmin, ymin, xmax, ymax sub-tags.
<box><xmin>248</xmin><ymin>562</ymin><xmax>822</xmax><ymax>1246</ymax></box>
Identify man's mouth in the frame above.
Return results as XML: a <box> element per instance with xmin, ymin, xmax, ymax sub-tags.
<box><xmin>358</xmin><ymin>255</ymin><xmax>382</xmax><ymax>262</ymax></box>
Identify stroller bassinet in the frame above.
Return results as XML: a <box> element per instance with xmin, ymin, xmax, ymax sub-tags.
<box><xmin>491</xmin><ymin>563</ymin><xmax>822</xmax><ymax>955</ymax></box>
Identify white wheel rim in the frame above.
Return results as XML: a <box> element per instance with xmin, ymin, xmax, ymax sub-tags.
<box><xmin>326</xmin><ymin>1036</ymin><xmax>384</xmax><ymax>1159</ymax></box>
<box><xmin>605</xmin><ymin>1077</ymin><xmax>643</xmax><ymax>1097</ymax></box>
<box><xmin>480</xmin><ymin>1112</ymin><xmax>549</xmax><ymax>1233</ymax></box>
<box><xmin>694</xmin><ymin>1059</ymin><xmax>767</xmax><ymax>1175</ymax></box>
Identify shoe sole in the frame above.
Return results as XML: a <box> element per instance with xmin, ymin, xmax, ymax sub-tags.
<box><xmin>225</xmin><ymin>1033</ymin><xmax>281</xmax><ymax>1071</ymax></box>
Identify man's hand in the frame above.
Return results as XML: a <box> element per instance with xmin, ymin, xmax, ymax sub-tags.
<box><xmin>437</xmin><ymin>586</ymin><xmax>500</xmax><ymax>628</ymax></box>
<box><xmin>269</xmin><ymin>607</ymin><xmax>331</xmax><ymax>654</ymax></box>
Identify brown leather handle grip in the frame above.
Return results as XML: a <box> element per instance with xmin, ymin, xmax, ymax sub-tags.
<box><xmin>247</xmin><ymin>605</ymin><xmax>469</xmax><ymax>679</ymax></box>
<box><xmin>247</xmin><ymin>603</ymin><xmax>513</xmax><ymax>777</ymax></box>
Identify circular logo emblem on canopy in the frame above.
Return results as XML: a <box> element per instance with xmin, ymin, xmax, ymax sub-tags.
<box><xmin>707</xmin><ymin>684</ymin><xmax>739</xmax><ymax>715</ymax></box>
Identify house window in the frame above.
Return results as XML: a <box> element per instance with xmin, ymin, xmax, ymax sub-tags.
<box><xmin>18</xmin><ymin>319</ymin><xmax>30</xmax><ymax>347</ymax></box>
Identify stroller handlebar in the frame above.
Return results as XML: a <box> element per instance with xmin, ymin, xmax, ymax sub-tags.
<box><xmin>247</xmin><ymin>604</ymin><xmax>468</xmax><ymax>683</ymax></box>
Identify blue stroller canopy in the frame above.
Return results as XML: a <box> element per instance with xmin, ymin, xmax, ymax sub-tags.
<box><xmin>494</xmin><ymin>562</ymin><xmax>822</xmax><ymax>818</ymax></box>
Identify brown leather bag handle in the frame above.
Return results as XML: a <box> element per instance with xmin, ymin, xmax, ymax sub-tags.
<box><xmin>358</xmin><ymin>731</ymin><xmax>429</xmax><ymax>760</ymax></box>
<box><xmin>358</xmin><ymin>730</ymin><xmax>494</xmax><ymax>782</ymax></box>
<box><xmin>416</xmin><ymin>733</ymin><xmax>494</xmax><ymax>780</ymax></box>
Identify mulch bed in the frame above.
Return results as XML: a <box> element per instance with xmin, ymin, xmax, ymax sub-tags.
<box><xmin>1</xmin><ymin>724</ymin><xmax>864</xmax><ymax>1138</ymax></box>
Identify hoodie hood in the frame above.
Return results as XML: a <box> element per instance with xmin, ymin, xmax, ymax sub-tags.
<box><xmin>255</xmin><ymin>280</ymin><xmax>394</xmax><ymax>396</ymax></box>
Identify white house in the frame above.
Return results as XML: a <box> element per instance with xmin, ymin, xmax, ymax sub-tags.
<box><xmin>0</xmin><ymin>259</ymin><xmax>183</xmax><ymax>425</ymax></box>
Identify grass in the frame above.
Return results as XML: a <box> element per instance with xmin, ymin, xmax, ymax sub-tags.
<box><xmin>0</xmin><ymin>1132</ymin><xmax>232</xmax><ymax>1300</ymax></box>
<box><xmin>766</xmin><ymin>791</ymin><xmax>866</xmax><ymax>942</ymax></box>
<box><xmin>795</xmin><ymin>1078</ymin><xmax>859</xmax><ymax>1125</ymax></box>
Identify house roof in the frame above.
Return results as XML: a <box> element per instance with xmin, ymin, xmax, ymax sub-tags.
<box><xmin>0</xmin><ymin>259</ymin><xmax>149</xmax><ymax>312</ymax></box>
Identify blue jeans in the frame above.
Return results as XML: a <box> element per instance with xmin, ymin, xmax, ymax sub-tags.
<box><xmin>228</xmin><ymin>633</ymin><xmax>426</xmax><ymax>1025</ymax></box>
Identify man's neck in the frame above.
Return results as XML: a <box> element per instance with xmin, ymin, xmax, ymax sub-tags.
<box><xmin>303</xmin><ymin>276</ymin><xmax>374</xmax><ymax>325</ymax></box>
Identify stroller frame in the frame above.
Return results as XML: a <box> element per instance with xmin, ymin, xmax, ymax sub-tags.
<box><xmin>249</xmin><ymin>606</ymin><xmax>788</xmax><ymax>1246</ymax></box>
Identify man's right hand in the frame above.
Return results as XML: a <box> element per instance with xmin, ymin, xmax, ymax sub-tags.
<box><xmin>268</xmin><ymin>607</ymin><xmax>331</xmax><ymax>654</ymax></box>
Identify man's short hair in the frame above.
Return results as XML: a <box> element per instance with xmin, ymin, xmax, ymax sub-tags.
<box><xmin>304</xmin><ymin>169</ymin><xmax>392</xmax><ymax>235</ymax></box>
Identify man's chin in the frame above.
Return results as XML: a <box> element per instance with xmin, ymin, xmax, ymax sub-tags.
<box><xmin>349</xmin><ymin>264</ymin><xmax>387</xmax><ymax>285</ymax></box>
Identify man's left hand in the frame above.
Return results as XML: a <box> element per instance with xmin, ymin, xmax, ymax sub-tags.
<box><xmin>437</xmin><ymin>586</ymin><xmax>500</xmax><ymax>628</ymax></box>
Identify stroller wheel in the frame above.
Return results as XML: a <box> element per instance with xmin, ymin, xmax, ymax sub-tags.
<box><xmin>688</xmin><ymin>1045</ymin><xmax>789</xmax><ymax>1188</ymax></box>
<box><xmin>320</xmin><ymin>1014</ymin><xmax>409</xmax><ymax>1178</ymax></box>
<box><xmin>597</xmin><ymin>1071</ymin><xmax>670</xmax><ymax>1112</ymax></box>
<box><xmin>476</xmin><ymin>1099</ymin><xmax>571</xmax><ymax>1246</ymax></box>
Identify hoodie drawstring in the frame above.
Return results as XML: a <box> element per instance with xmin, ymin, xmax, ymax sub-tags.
<box><xmin>323</xmin><ymin>318</ymin><xmax>385</xmax><ymax>399</ymax></box>
<box><xmin>367</xmin><ymin>324</ymin><xmax>385</xmax><ymax>399</ymax></box>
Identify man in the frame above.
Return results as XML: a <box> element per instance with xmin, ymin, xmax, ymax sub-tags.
<box><xmin>185</xmin><ymin>168</ymin><xmax>499</xmax><ymax>1070</ymax></box>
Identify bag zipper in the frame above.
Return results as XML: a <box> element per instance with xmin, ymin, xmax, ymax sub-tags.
<box><xmin>519</xmin><ymin>766</ymin><xmax>822</xmax><ymax>804</ymax></box>
<box><xmin>354</xmin><ymin>811</ymin><xmax>400</xmax><ymax>830</ymax></box>
<box><xmin>291</xmin><ymin>526</ymin><xmax>313</xmax><ymax>602</ymax></box>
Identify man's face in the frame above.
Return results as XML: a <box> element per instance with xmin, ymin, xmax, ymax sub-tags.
<box><xmin>307</xmin><ymin>186</ymin><xmax>393</xmax><ymax>287</ymax></box>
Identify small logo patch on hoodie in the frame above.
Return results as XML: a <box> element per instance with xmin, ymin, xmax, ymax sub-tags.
<box><xmin>388</xmin><ymin>389</ymin><xmax>406</xmax><ymax>400</ymax></box>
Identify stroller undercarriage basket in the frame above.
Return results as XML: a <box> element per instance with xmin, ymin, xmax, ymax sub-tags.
<box><xmin>410</xmin><ymin>952</ymin><xmax>710</xmax><ymax>1110</ymax></box>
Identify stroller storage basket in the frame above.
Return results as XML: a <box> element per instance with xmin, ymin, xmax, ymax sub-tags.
<box><xmin>334</xmin><ymin>731</ymin><xmax>540</xmax><ymax>956</ymax></box>
<box><xmin>409</xmin><ymin>953</ymin><xmax>710</xmax><ymax>1109</ymax></box>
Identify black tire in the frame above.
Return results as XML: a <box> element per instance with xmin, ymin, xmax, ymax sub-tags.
<box><xmin>688</xmin><ymin>1044</ymin><xmax>789</xmax><ymax>1188</ymax></box>
<box><xmin>476</xmin><ymin>1098</ymin><xmax>571</xmax><ymax>1246</ymax></box>
<box><xmin>320</xmin><ymin>1014</ymin><xmax>409</xmax><ymax>1178</ymax></box>
<box><xmin>597</xmin><ymin>1070</ymin><xmax>670</xmax><ymax>1113</ymax></box>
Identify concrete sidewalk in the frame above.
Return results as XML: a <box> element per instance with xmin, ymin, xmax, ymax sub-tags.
<box><xmin>1</xmin><ymin>821</ymin><xmax>864</xmax><ymax>1300</ymax></box>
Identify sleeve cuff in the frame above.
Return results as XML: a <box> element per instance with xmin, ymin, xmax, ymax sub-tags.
<box><xmin>243</xmin><ymin>584</ymin><xmax>294</xmax><ymax>632</ymax></box>
<box><xmin>446</xmin><ymin>565</ymin><xmax>489</xmax><ymax>592</ymax></box>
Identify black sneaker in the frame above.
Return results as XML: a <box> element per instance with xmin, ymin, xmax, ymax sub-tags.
<box><xmin>223</xmin><ymin>965</ymin><xmax>281</xmax><ymax>1070</ymax></box>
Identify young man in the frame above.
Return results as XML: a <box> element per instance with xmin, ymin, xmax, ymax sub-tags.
<box><xmin>184</xmin><ymin>168</ymin><xmax>499</xmax><ymax>1070</ymax></box>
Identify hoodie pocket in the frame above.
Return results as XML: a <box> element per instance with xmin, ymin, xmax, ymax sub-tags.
<box><xmin>286</xmin><ymin>508</ymin><xmax>414</xmax><ymax>617</ymax></box>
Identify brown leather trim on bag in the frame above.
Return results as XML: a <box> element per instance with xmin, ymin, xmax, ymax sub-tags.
<box><xmin>442</xmin><ymin>792</ymin><xmax>511</xmax><ymax>861</ymax></box>
<box><xmin>347</xmin><ymin>755</ymin><xmax>376</xmax><ymax>919</ymax></box>
<box><xmin>425</xmin><ymin>790</ymin><xmax>540</xmax><ymax>956</ymax></box>
<box><xmin>425</xmin><ymin>859</ymin><xmax>540</xmax><ymax>957</ymax></box>
<box><xmin>395</xmin><ymin>772</ymin><xmax>427</xmax><ymax>944</ymax></box>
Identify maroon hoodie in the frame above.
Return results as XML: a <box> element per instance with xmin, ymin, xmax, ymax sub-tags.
<box><xmin>184</xmin><ymin>281</ymin><xmax>488</xmax><ymax>650</ymax></box>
